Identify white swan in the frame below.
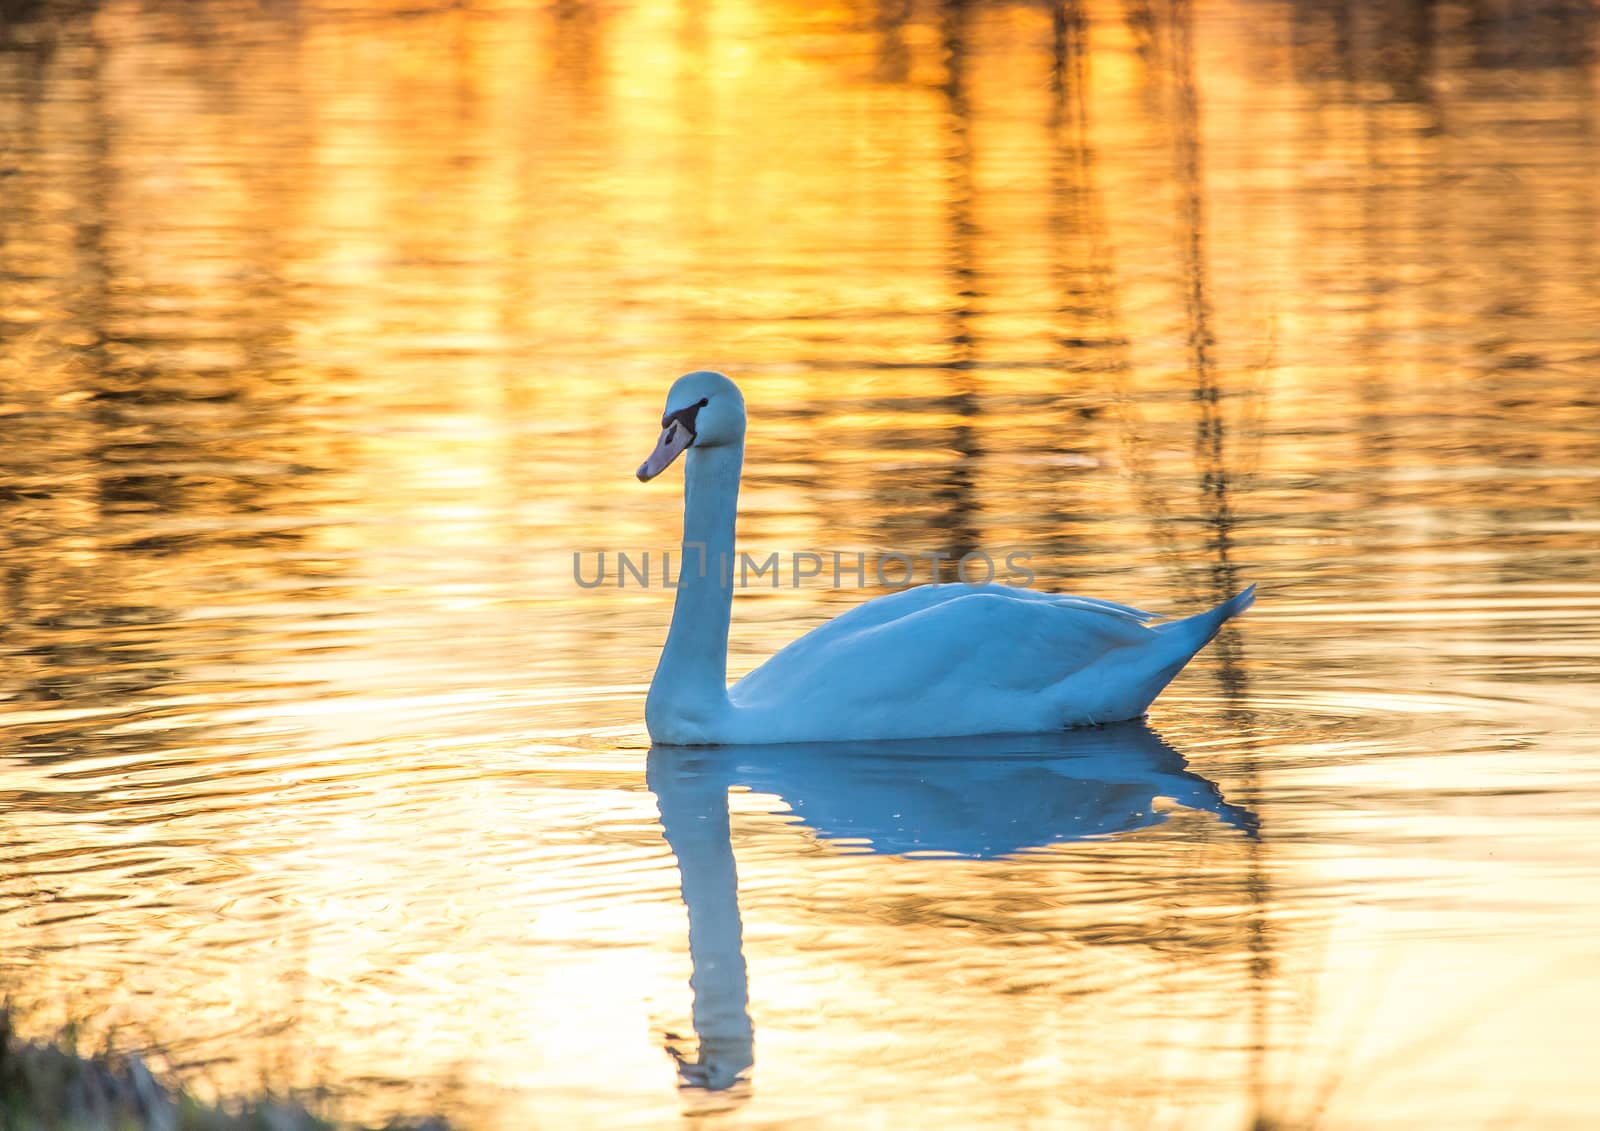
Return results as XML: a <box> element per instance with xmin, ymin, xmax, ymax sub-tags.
<box><xmin>637</xmin><ymin>371</ymin><xmax>1254</xmax><ymax>746</ymax></box>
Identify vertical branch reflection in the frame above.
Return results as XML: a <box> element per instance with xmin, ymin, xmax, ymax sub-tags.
<box><xmin>1053</xmin><ymin>0</ymin><xmax>1196</xmax><ymax>585</ymax></box>
<box><xmin>1164</xmin><ymin>1</ymin><xmax>1272</xmax><ymax>1118</ymax></box>
<box><xmin>871</xmin><ymin>0</ymin><xmax>913</xmax><ymax>84</ymax></box>
<box><xmin>936</xmin><ymin>0</ymin><xmax>982</xmax><ymax>575</ymax></box>
<box><xmin>940</xmin><ymin>0</ymin><xmax>978</xmax><ymax>373</ymax></box>
<box><xmin>550</xmin><ymin>0</ymin><xmax>603</xmax><ymax>100</ymax></box>
<box><xmin>1350</xmin><ymin>1</ymin><xmax>1411</xmax><ymax>529</ymax></box>
<box><xmin>1043</xmin><ymin>0</ymin><xmax>1118</xmax><ymax>554</ymax></box>
<box><xmin>1167</xmin><ymin>0</ymin><xmax>1239</xmax><ymax>614</ymax></box>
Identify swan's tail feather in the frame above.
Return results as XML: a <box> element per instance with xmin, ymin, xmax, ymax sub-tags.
<box><xmin>1053</xmin><ymin>585</ymin><xmax>1256</xmax><ymax>727</ymax></box>
<box><xmin>1129</xmin><ymin>583</ymin><xmax>1256</xmax><ymax>712</ymax></box>
<box><xmin>1153</xmin><ymin>583</ymin><xmax>1255</xmax><ymax>643</ymax></box>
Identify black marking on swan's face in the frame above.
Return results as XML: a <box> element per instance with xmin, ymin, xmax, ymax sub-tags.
<box><xmin>661</xmin><ymin>396</ymin><xmax>709</xmax><ymax>442</ymax></box>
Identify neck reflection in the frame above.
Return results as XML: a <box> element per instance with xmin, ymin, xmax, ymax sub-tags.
<box><xmin>647</xmin><ymin>748</ymin><xmax>755</xmax><ymax>1092</ymax></box>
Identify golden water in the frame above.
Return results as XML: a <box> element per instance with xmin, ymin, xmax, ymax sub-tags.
<box><xmin>2</xmin><ymin>0</ymin><xmax>1598</xmax><ymax>1127</ymax></box>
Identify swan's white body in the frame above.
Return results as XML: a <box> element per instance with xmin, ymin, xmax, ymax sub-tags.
<box><xmin>639</xmin><ymin>372</ymin><xmax>1254</xmax><ymax>746</ymax></box>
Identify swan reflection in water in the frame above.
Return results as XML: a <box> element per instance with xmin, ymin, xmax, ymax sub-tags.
<box><xmin>646</xmin><ymin>721</ymin><xmax>1257</xmax><ymax>1091</ymax></box>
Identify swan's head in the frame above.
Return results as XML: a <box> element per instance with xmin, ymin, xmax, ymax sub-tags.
<box><xmin>636</xmin><ymin>371</ymin><xmax>746</xmax><ymax>482</ymax></box>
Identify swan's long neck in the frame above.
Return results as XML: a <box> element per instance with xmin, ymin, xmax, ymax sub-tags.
<box><xmin>649</xmin><ymin>441</ymin><xmax>742</xmax><ymax>729</ymax></box>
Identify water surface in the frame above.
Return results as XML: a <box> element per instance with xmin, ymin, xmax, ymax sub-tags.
<box><xmin>2</xmin><ymin>0</ymin><xmax>1599</xmax><ymax>1127</ymax></box>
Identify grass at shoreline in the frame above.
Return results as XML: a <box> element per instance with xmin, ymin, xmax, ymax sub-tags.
<box><xmin>0</xmin><ymin>1011</ymin><xmax>447</xmax><ymax>1131</ymax></box>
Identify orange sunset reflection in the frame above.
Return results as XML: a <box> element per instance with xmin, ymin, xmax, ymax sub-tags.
<box><xmin>2</xmin><ymin>0</ymin><xmax>1598</xmax><ymax>1128</ymax></box>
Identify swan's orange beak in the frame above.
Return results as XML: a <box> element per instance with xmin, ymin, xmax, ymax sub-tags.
<box><xmin>637</xmin><ymin>418</ymin><xmax>693</xmax><ymax>482</ymax></box>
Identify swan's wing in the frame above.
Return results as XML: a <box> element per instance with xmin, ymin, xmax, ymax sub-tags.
<box><xmin>730</xmin><ymin>585</ymin><xmax>1159</xmax><ymax>718</ymax></box>
<box><xmin>756</xmin><ymin>581</ymin><xmax>1158</xmax><ymax>642</ymax></box>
